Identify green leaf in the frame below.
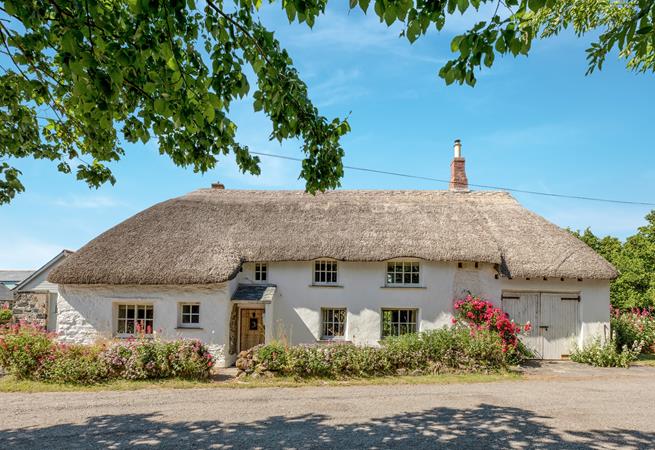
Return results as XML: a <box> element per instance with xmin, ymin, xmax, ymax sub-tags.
<box><xmin>204</xmin><ymin>102</ymin><xmax>216</xmax><ymax>123</ymax></box>
<box><xmin>527</xmin><ymin>0</ymin><xmax>546</xmax><ymax>12</ymax></box>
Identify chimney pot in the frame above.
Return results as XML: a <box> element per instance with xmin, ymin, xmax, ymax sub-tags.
<box><xmin>211</xmin><ymin>182</ymin><xmax>225</xmax><ymax>189</ymax></box>
<box><xmin>454</xmin><ymin>139</ymin><xmax>462</xmax><ymax>158</ymax></box>
<box><xmin>449</xmin><ymin>139</ymin><xmax>469</xmax><ymax>192</ymax></box>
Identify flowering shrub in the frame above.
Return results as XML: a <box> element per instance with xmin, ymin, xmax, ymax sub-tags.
<box><xmin>453</xmin><ymin>295</ymin><xmax>531</xmax><ymax>356</ymax></box>
<box><xmin>100</xmin><ymin>338</ymin><xmax>214</xmax><ymax>380</ymax></box>
<box><xmin>0</xmin><ymin>303</ymin><xmax>12</xmax><ymax>325</ymax></box>
<box><xmin>571</xmin><ymin>336</ymin><xmax>642</xmax><ymax>368</ymax></box>
<box><xmin>0</xmin><ymin>322</ymin><xmax>56</xmax><ymax>379</ymax></box>
<box><xmin>37</xmin><ymin>343</ymin><xmax>108</xmax><ymax>384</ymax></box>
<box><xmin>0</xmin><ymin>322</ymin><xmax>215</xmax><ymax>383</ymax></box>
<box><xmin>611</xmin><ymin>307</ymin><xmax>655</xmax><ymax>353</ymax></box>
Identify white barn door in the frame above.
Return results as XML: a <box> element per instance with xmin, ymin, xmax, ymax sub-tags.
<box><xmin>540</xmin><ymin>294</ymin><xmax>580</xmax><ymax>359</ymax></box>
<box><xmin>503</xmin><ymin>292</ymin><xmax>580</xmax><ymax>360</ymax></box>
<box><xmin>502</xmin><ymin>293</ymin><xmax>542</xmax><ymax>358</ymax></box>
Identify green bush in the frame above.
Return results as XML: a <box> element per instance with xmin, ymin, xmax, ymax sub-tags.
<box><xmin>571</xmin><ymin>337</ymin><xmax>642</xmax><ymax>368</ymax></box>
<box><xmin>285</xmin><ymin>344</ymin><xmax>394</xmax><ymax>378</ymax></box>
<box><xmin>0</xmin><ymin>322</ymin><xmax>215</xmax><ymax>383</ymax></box>
<box><xmin>256</xmin><ymin>341</ymin><xmax>287</xmax><ymax>372</ymax></box>
<box><xmin>0</xmin><ymin>308</ymin><xmax>12</xmax><ymax>325</ymax></box>
<box><xmin>249</xmin><ymin>326</ymin><xmax>518</xmax><ymax>379</ymax></box>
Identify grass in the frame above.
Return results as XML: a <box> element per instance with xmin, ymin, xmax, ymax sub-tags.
<box><xmin>0</xmin><ymin>371</ymin><xmax>521</xmax><ymax>393</ymax></box>
<box><xmin>634</xmin><ymin>353</ymin><xmax>655</xmax><ymax>367</ymax></box>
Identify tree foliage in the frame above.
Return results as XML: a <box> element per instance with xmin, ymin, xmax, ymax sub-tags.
<box><xmin>572</xmin><ymin>210</ymin><xmax>655</xmax><ymax>309</ymax></box>
<box><xmin>1</xmin><ymin>0</ymin><xmax>653</xmax><ymax>203</ymax></box>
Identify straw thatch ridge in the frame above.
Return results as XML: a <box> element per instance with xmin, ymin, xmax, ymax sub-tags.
<box><xmin>49</xmin><ymin>189</ymin><xmax>617</xmax><ymax>285</ymax></box>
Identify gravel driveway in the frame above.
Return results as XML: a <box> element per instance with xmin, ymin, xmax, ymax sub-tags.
<box><xmin>1</xmin><ymin>363</ymin><xmax>654</xmax><ymax>449</ymax></box>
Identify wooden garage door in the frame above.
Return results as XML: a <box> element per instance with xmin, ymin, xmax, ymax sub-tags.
<box><xmin>502</xmin><ymin>292</ymin><xmax>580</xmax><ymax>360</ymax></box>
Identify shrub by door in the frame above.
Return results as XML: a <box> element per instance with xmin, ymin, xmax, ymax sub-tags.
<box><xmin>502</xmin><ymin>292</ymin><xmax>580</xmax><ymax>359</ymax></box>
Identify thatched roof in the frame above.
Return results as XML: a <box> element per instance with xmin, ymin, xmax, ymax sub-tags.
<box><xmin>49</xmin><ymin>189</ymin><xmax>617</xmax><ymax>285</ymax></box>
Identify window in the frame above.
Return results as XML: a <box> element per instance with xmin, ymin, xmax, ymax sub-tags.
<box><xmin>386</xmin><ymin>261</ymin><xmax>420</xmax><ymax>285</ymax></box>
<box><xmin>322</xmin><ymin>308</ymin><xmax>346</xmax><ymax>339</ymax></box>
<box><xmin>381</xmin><ymin>308</ymin><xmax>417</xmax><ymax>338</ymax></box>
<box><xmin>255</xmin><ymin>263</ymin><xmax>267</xmax><ymax>281</ymax></box>
<box><xmin>116</xmin><ymin>304</ymin><xmax>153</xmax><ymax>335</ymax></box>
<box><xmin>180</xmin><ymin>303</ymin><xmax>200</xmax><ymax>326</ymax></box>
<box><xmin>314</xmin><ymin>260</ymin><xmax>338</xmax><ymax>284</ymax></box>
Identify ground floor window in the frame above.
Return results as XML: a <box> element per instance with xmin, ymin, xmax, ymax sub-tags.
<box><xmin>322</xmin><ymin>308</ymin><xmax>346</xmax><ymax>339</ymax></box>
<box><xmin>179</xmin><ymin>303</ymin><xmax>200</xmax><ymax>327</ymax></box>
<box><xmin>381</xmin><ymin>308</ymin><xmax>417</xmax><ymax>338</ymax></box>
<box><xmin>116</xmin><ymin>304</ymin><xmax>153</xmax><ymax>335</ymax></box>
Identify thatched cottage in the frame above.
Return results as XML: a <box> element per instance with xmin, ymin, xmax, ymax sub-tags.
<box><xmin>49</xmin><ymin>142</ymin><xmax>617</xmax><ymax>365</ymax></box>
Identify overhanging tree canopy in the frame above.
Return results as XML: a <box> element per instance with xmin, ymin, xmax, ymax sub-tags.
<box><xmin>1</xmin><ymin>0</ymin><xmax>653</xmax><ymax>203</ymax></box>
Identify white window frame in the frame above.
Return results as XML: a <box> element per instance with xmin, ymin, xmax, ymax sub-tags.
<box><xmin>321</xmin><ymin>307</ymin><xmax>347</xmax><ymax>340</ymax></box>
<box><xmin>178</xmin><ymin>303</ymin><xmax>200</xmax><ymax>328</ymax></box>
<box><xmin>115</xmin><ymin>303</ymin><xmax>154</xmax><ymax>337</ymax></box>
<box><xmin>313</xmin><ymin>259</ymin><xmax>338</xmax><ymax>285</ymax></box>
<box><xmin>381</xmin><ymin>308</ymin><xmax>418</xmax><ymax>338</ymax></box>
<box><xmin>254</xmin><ymin>263</ymin><xmax>267</xmax><ymax>282</ymax></box>
<box><xmin>385</xmin><ymin>261</ymin><xmax>420</xmax><ymax>286</ymax></box>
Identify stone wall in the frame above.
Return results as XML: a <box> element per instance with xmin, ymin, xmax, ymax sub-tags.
<box><xmin>12</xmin><ymin>291</ymin><xmax>49</xmax><ymax>326</ymax></box>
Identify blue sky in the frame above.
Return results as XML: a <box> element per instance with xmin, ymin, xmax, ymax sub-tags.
<box><xmin>2</xmin><ymin>4</ymin><xmax>654</xmax><ymax>269</ymax></box>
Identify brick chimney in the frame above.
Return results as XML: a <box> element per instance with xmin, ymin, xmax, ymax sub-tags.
<box><xmin>449</xmin><ymin>139</ymin><xmax>469</xmax><ymax>192</ymax></box>
<box><xmin>211</xmin><ymin>181</ymin><xmax>225</xmax><ymax>189</ymax></box>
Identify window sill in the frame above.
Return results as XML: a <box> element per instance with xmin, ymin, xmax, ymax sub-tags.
<box><xmin>309</xmin><ymin>284</ymin><xmax>344</xmax><ymax>288</ymax></box>
<box><xmin>380</xmin><ymin>285</ymin><xmax>426</xmax><ymax>289</ymax></box>
<box><xmin>175</xmin><ymin>326</ymin><xmax>203</xmax><ymax>330</ymax></box>
<box><xmin>115</xmin><ymin>334</ymin><xmax>154</xmax><ymax>339</ymax></box>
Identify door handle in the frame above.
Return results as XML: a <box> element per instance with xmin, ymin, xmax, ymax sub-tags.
<box><xmin>539</xmin><ymin>326</ymin><xmax>549</xmax><ymax>331</ymax></box>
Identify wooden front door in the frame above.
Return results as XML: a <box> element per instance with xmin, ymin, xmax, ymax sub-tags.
<box><xmin>239</xmin><ymin>309</ymin><xmax>264</xmax><ymax>352</ymax></box>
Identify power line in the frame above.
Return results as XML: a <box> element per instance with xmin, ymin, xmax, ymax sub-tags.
<box><xmin>249</xmin><ymin>151</ymin><xmax>655</xmax><ymax>207</ymax></box>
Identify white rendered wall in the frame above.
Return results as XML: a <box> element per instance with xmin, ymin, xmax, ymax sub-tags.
<box><xmin>57</xmin><ymin>284</ymin><xmax>231</xmax><ymax>366</ymax></box>
<box><xmin>238</xmin><ymin>261</ymin><xmax>610</xmax><ymax>348</ymax></box>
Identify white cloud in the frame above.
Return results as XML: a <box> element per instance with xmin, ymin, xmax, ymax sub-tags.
<box><xmin>52</xmin><ymin>195</ymin><xmax>126</xmax><ymax>209</ymax></box>
<box><xmin>273</xmin><ymin>9</ymin><xmax>445</xmax><ymax>65</ymax></box>
<box><xmin>309</xmin><ymin>68</ymin><xmax>367</xmax><ymax>107</ymax></box>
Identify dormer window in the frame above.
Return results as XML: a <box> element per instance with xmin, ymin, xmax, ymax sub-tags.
<box><xmin>254</xmin><ymin>263</ymin><xmax>267</xmax><ymax>282</ymax></box>
<box><xmin>314</xmin><ymin>260</ymin><xmax>338</xmax><ymax>285</ymax></box>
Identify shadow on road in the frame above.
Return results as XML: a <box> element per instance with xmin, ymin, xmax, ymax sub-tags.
<box><xmin>2</xmin><ymin>403</ymin><xmax>652</xmax><ymax>449</ymax></box>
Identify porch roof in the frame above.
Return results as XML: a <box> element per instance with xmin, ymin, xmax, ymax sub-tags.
<box><xmin>231</xmin><ymin>284</ymin><xmax>276</xmax><ymax>303</ymax></box>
